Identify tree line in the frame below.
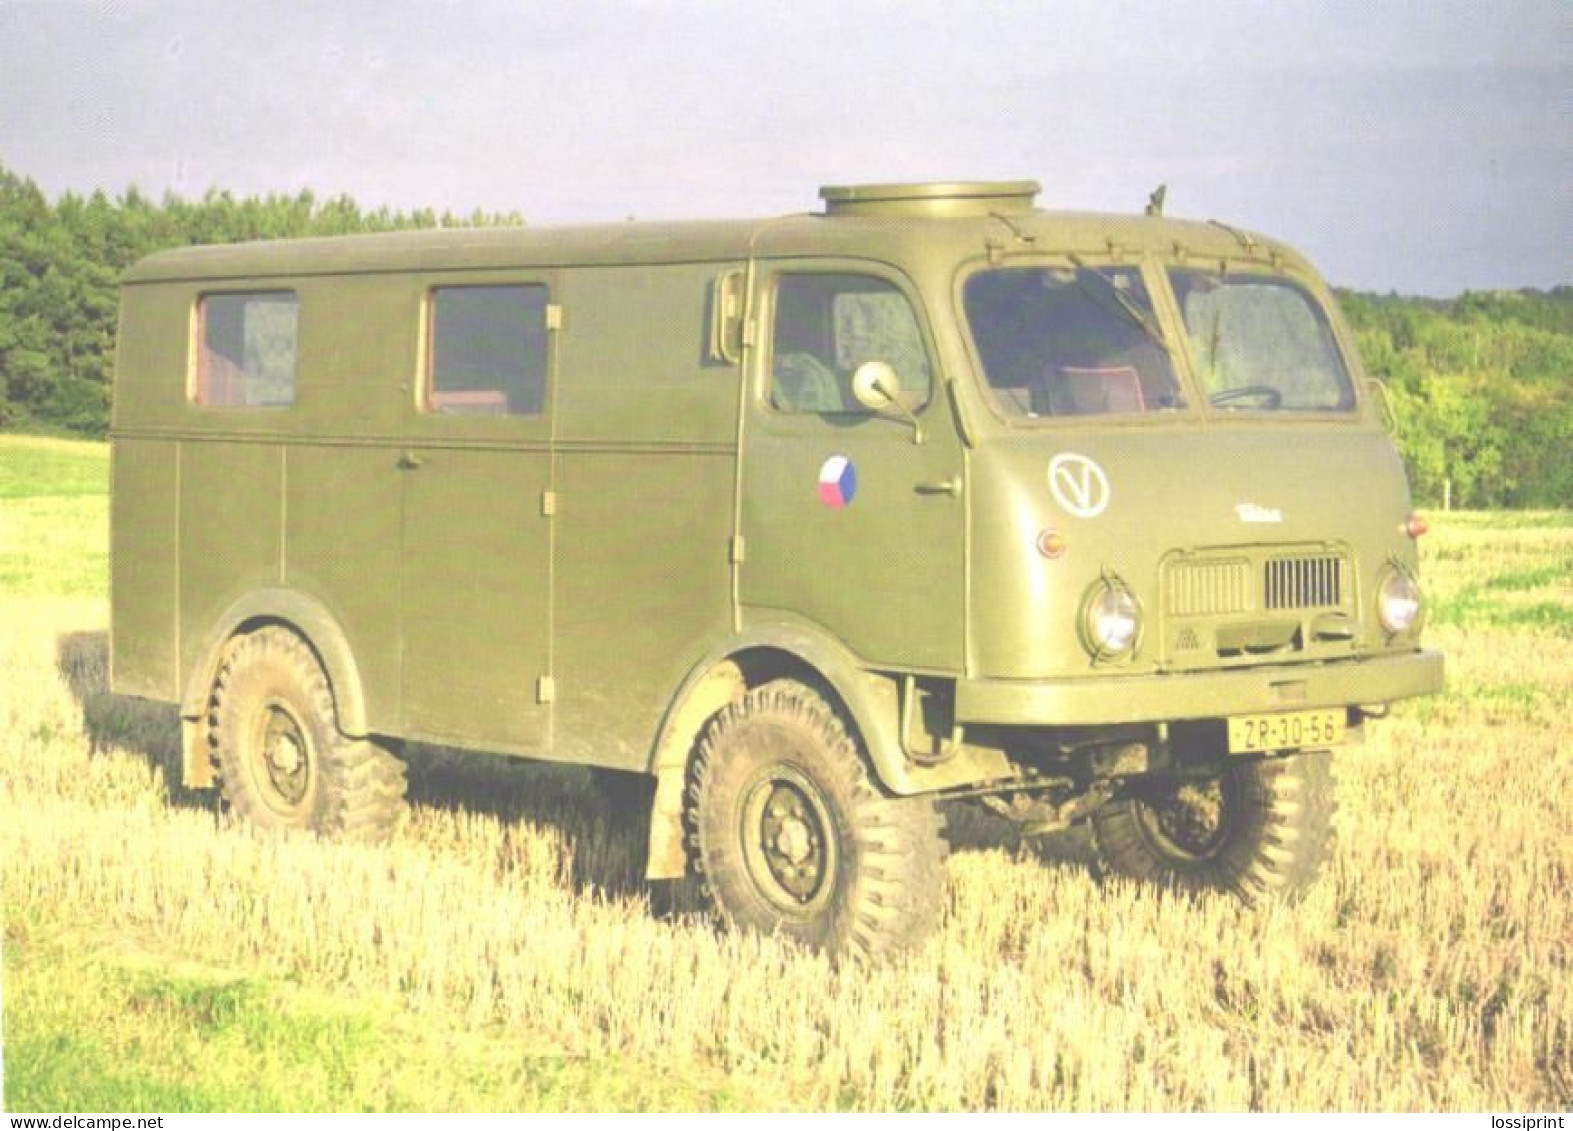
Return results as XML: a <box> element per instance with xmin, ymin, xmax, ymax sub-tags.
<box><xmin>1338</xmin><ymin>288</ymin><xmax>1571</xmax><ymax>507</ymax></box>
<box><xmin>1</xmin><ymin>161</ymin><xmax>1567</xmax><ymax>506</ymax></box>
<box><xmin>0</xmin><ymin>162</ymin><xmax>521</xmax><ymax>436</ymax></box>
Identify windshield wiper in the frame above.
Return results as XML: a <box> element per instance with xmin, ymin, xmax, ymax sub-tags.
<box><xmin>1068</xmin><ymin>256</ymin><xmax>1171</xmax><ymax>356</ymax></box>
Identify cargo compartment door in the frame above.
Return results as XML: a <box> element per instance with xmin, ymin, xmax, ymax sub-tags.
<box><xmin>399</xmin><ymin>280</ymin><xmax>556</xmax><ymax>751</ymax></box>
<box><xmin>739</xmin><ymin>264</ymin><xmax>964</xmax><ymax>672</ymax></box>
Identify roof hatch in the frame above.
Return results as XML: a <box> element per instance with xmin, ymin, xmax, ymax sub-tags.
<box><xmin>818</xmin><ymin>180</ymin><xmax>1040</xmax><ymax>219</ymax></box>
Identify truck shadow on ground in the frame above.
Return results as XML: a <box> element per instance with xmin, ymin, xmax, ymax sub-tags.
<box><xmin>55</xmin><ymin>630</ymin><xmax>1097</xmax><ymax>909</ymax></box>
<box><xmin>401</xmin><ymin>744</ymin><xmax>667</xmax><ymax>904</ymax></box>
<box><xmin>56</xmin><ymin>629</ymin><xmax>203</xmax><ymax>809</ymax></box>
<box><xmin>54</xmin><ymin>630</ymin><xmax>676</xmax><ymax>903</ymax></box>
<box><xmin>939</xmin><ymin>797</ymin><xmax>1102</xmax><ymax>873</ymax></box>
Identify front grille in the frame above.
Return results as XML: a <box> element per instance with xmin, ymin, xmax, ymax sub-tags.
<box><xmin>1165</xmin><ymin>549</ymin><xmax>1349</xmax><ymax>618</ymax></box>
<box><xmin>1265</xmin><ymin>555</ymin><xmax>1343</xmax><ymax>609</ymax></box>
<box><xmin>1167</xmin><ymin>559</ymin><xmax>1250</xmax><ymax>616</ymax></box>
<box><xmin>1162</xmin><ymin>547</ymin><xmax>1354</xmax><ymax>665</ymax></box>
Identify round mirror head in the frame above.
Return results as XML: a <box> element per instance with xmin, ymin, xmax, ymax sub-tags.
<box><xmin>851</xmin><ymin>361</ymin><xmax>900</xmax><ymax>411</ymax></box>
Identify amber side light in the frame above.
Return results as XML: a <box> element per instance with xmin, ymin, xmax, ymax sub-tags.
<box><xmin>1402</xmin><ymin>513</ymin><xmax>1429</xmax><ymax>539</ymax></box>
<box><xmin>1036</xmin><ymin>529</ymin><xmax>1067</xmax><ymax>559</ymax></box>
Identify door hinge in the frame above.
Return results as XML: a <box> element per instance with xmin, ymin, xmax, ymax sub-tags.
<box><xmin>536</xmin><ymin>675</ymin><xmax>556</xmax><ymax>704</ymax></box>
<box><xmin>729</xmin><ymin>535</ymin><xmax>747</xmax><ymax>564</ymax></box>
<box><xmin>541</xmin><ymin>490</ymin><xmax>557</xmax><ymax>516</ymax></box>
<box><xmin>545</xmin><ymin>303</ymin><xmax>564</xmax><ymax>331</ymax></box>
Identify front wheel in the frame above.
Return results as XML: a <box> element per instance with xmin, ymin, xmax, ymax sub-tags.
<box><xmin>688</xmin><ymin>680</ymin><xmax>947</xmax><ymax>958</ymax></box>
<box><xmin>1091</xmin><ymin>751</ymin><xmax>1335</xmax><ymax>902</ymax></box>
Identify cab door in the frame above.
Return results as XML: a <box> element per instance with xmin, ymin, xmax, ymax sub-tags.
<box><xmin>400</xmin><ymin>279</ymin><xmax>556</xmax><ymax>751</ymax></box>
<box><xmin>739</xmin><ymin>264</ymin><xmax>964</xmax><ymax>671</ymax></box>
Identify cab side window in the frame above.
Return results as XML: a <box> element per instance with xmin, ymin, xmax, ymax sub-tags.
<box><xmin>195</xmin><ymin>291</ymin><xmax>298</xmax><ymax>408</ymax></box>
<box><xmin>769</xmin><ymin>274</ymin><xmax>931</xmax><ymax>414</ymax></box>
<box><xmin>427</xmin><ymin>284</ymin><xmax>549</xmax><ymax>415</ymax></box>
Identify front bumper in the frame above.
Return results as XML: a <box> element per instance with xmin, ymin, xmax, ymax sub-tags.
<box><xmin>955</xmin><ymin>649</ymin><xmax>1443</xmax><ymax>726</ymax></box>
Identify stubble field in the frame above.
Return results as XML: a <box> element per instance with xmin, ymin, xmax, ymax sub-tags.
<box><xmin>0</xmin><ymin>433</ymin><xmax>1568</xmax><ymax>1110</ymax></box>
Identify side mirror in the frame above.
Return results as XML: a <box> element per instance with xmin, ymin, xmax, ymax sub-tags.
<box><xmin>851</xmin><ymin>361</ymin><xmax>924</xmax><ymax>444</ymax></box>
<box><xmin>851</xmin><ymin>360</ymin><xmax>900</xmax><ymax>411</ymax></box>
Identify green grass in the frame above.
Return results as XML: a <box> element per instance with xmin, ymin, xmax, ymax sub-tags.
<box><xmin>0</xmin><ymin>496</ymin><xmax>109</xmax><ymax>598</ymax></box>
<box><xmin>1430</xmin><ymin>590</ymin><xmax>1572</xmax><ymax>634</ymax></box>
<box><xmin>0</xmin><ymin>435</ymin><xmax>109</xmax><ymax>499</ymax></box>
<box><xmin>4</xmin><ymin>921</ymin><xmax>773</xmax><ymax>1113</ymax></box>
<box><xmin>0</xmin><ymin>436</ymin><xmax>111</xmax><ymax>599</ymax></box>
<box><xmin>1418</xmin><ymin>505</ymin><xmax>1571</xmax><ymax>636</ymax></box>
<box><xmin>1479</xmin><ymin>563</ymin><xmax>1568</xmax><ymax>593</ymax></box>
<box><xmin>1433</xmin><ymin>509</ymin><xmax>1571</xmax><ymax>531</ymax></box>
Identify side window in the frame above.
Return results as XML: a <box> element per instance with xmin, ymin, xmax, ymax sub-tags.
<box><xmin>427</xmin><ymin>284</ymin><xmax>549</xmax><ymax>416</ymax></box>
<box><xmin>769</xmin><ymin>273</ymin><xmax>932</xmax><ymax>414</ymax></box>
<box><xmin>195</xmin><ymin>291</ymin><xmax>298</xmax><ymax>408</ymax></box>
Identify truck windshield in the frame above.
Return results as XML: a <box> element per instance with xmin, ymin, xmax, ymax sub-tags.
<box><xmin>963</xmin><ymin>267</ymin><xmax>1186</xmax><ymax>418</ymax></box>
<box><xmin>1169</xmin><ymin>271</ymin><xmax>1357</xmax><ymax>412</ymax></box>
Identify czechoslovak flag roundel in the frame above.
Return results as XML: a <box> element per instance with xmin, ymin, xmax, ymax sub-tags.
<box><xmin>817</xmin><ymin>455</ymin><xmax>858</xmax><ymax>509</ymax></box>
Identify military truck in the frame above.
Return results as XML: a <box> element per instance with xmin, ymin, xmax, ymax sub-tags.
<box><xmin>110</xmin><ymin>181</ymin><xmax>1442</xmax><ymax>957</ymax></box>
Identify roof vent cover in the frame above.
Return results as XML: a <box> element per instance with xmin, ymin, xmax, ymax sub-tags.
<box><xmin>819</xmin><ymin>181</ymin><xmax>1040</xmax><ymax>219</ymax></box>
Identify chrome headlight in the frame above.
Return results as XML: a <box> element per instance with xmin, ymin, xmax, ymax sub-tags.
<box><xmin>1377</xmin><ymin>568</ymin><xmax>1423</xmax><ymax>635</ymax></box>
<box><xmin>1083</xmin><ymin>578</ymin><xmax>1141</xmax><ymax>657</ymax></box>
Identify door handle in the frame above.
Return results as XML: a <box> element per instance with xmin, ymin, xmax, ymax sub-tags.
<box><xmin>914</xmin><ymin>474</ymin><xmax>962</xmax><ymax>497</ymax></box>
<box><xmin>397</xmin><ymin>451</ymin><xmax>424</xmax><ymax>470</ymax></box>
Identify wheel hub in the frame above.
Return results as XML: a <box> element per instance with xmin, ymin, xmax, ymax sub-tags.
<box><xmin>256</xmin><ymin>702</ymin><xmax>312</xmax><ymax>808</ymax></box>
<box><xmin>772</xmin><ymin>815</ymin><xmax>813</xmax><ymax>863</ymax></box>
<box><xmin>1136</xmin><ymin>778</ymin><xmax>1231</xmax><ymax>860</ymax></box>
<box><xmin>741</xmin><ymin>770</ymin><xmax>837</xmax><ymax>913</ymax></box>
<box><xmin>267</xmin><ymin>725</ymin><xmax>303</xmax><ymax>775</ymax></box>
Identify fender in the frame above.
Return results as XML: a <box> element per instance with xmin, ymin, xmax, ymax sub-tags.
<box><xmin>642</xmin><ymin>618</ymin><xmax>1009</xmax><ymax>879</ymax></box>
<box><xmin>647</xmin><ymin>621</ymin><xmax>912</xmax><ymax>790</ymax></box>
<box><xmin>177</xmin><ymin>588</ymin><xmax>370</xmax><ymax>788</ymax></box>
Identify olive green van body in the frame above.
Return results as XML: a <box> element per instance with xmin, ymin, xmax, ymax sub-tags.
<box><xmin>110</xmin><ymin>182</ymin><xmax>1441</xmax><ymax>879</ymax></box>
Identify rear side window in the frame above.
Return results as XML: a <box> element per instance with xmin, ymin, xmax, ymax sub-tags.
<box><xmin>427</xmin><ymin>285</ymin><xmax>549</xmax><ymax>416</ymax></box>
<box><xmin>195</xmin><ymin>291</ymin><xmax>298</xmax><ymax>408</ymax></box>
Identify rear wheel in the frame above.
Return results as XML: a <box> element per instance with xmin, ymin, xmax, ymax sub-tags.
<box><xmin>208</xmin><ymin>626</ymin><xmax>406</xmax><ymax>842</ymax></box>
<box><xmin>1091</xmin><ymin>751</ymin><xmax>1335</xmax><ymax>901</ymax></box>
<box><xmin>688</xmin><ymin>679</ymin><xmax>947</xmax><ymax>958</ymax></box>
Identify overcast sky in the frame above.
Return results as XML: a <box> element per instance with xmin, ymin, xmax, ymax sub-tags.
<box><xmin>1</xmin><ymin>0</ymin><xmax>1567</xmax><ymax>295</ymax></box>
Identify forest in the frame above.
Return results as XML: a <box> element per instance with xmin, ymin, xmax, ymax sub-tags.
<box><xmin>1</xmin><ymin>161</ymin><xmax>1567</xmax><ymax>507</ymax></box>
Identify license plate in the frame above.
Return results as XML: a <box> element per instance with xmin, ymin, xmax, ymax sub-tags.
<box><xmin>1227</xmin><ymin>708</ymin><xmax>1346</xmax><ymax>754</ymax></box>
